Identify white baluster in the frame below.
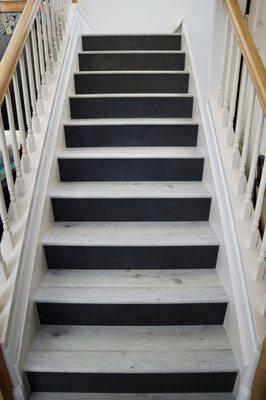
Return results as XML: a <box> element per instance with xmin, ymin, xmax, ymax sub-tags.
<box><xmin>236</xmin><ymin>84</ymin><xmax>255</xmax><ymax>194</ymax></box>
<box><xmin>54</xmin><ymin>0</ymin><xmax>61</xmax><ymax>50</ymax></box>
<box><xmin>60</xmin><ymin>0</ymin><xmax>66</xmax><ymax>31</ymax></box>
<box><xmin>249</xmin><ymin>151</ymin><xmax>266</xmax><ymax>249</ymax></box>
<box><xmin>217</xmin><ymin>16</ymin><xmax>229</xmax><ymax>109</ymax></box>
<box><xmin>5</xmin><ymin>89</ymin><xmax>25</xmax><ymax>196</ymax></box>
<box><xmin>226</xmin><ymin>45</ymin><xmax>241</xmax><ymax>146</ymax></box>
<box><xmin>0</xmin><ymin>182</ymin><xmax>13</xmax><ymax>250</ymax></box>
<box><xmin>57</xmin><ymin>0</ymin><xmax>63</xmax><ymax>40</ymax></box>
<box><xmin>31</xmin><ymin>25</ymin><xmax>45</xmax><ymax>116</ymax></box>
<box><xmin>242</xmin><ymin>109</ymin><xmax>264</xmax><ymax>220</ymax></box>
<box><xmin>222</xmin><ymin>28</ymin><xmax>235</xmax><ymax>127</ymax></box>
<box><xmin>0</xmin><ymin>246</ymin><xmax>8</xmax><ymax>280</ymax></box>
<box><xmin>12</xmin><ymin>71</ymin><xmax>31</xmax><ymax>173</ymax></box>
<box><xmin>40</xmin><ymin>4</ymin><xmax>52</xmax><ymax>78</ymax></box>
<box><xmin>231</xmin><ymin>63</ymin><xmax>248</xmax><ymax>169</ymax></box>
<box><xmin>44</xmin><ymin>0</ymin><xmax>55</xmax><ymax>70</ymax></box>
<box><xmin>19</xmin><ymin>54</ymin><xmax>36</xmax><ymax>152</ymax></box>
<box><xmin>256</xmin><ymin>228</ymin><xmax>266</xmax><ymax>280</ymax></box>
<box><xmin>36</xmin><ymin>13</ymin><xmax>49</xmax><ymax>100</ymax></box>
<box><xmin>0</xmin><ymin>110</ymin><xmax>19</xmax><ymax>220</ymax></box>
<box><xmin>25</xmin><ymin>40</ymin><xmax>40</xmax><ymax>134</ymax></box>
<box><xmin>49</xmin><ymin>0</ymin><xmax>58</xmax><ymax>62</ymax></box>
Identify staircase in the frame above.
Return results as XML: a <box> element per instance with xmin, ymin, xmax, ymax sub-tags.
<box><xmin>24</xmin><ymin>34</ymin><xmax>238</xmax><ymax>398</ymax></box>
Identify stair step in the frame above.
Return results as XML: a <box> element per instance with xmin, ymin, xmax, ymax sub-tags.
<box><xmin>64</xmin><ymin>122</ymin><xmax>198</xmax><ymax>147</ymax></box>
<box><xmin>69</xmin><ymin>95</ymin><xmax>193</xmax><ymax>119</ymax></box>
<box><xmin>40</xmin><ymin>269</ymin><xmax>225</xmax><ymax>288</ymax></box>
<box><xmin>50</xmin><ymin>182</ymin><xmax>211</xmax><ymax>221</ymax></box>
<box><xmin>30</xmin><ymin>393</ymin><xmax>236</xmax><ymax>400</ymax></box>
<box><xmin>78</xmin><ymin>51</ymin><xmax>186</xmax><ymax>71</ymax></box>
<box><xmin>74</xmin><ymin>72</ymin><xmax>189</xmax><ymax>94</ymax></box>
<box><xmin>37</xmin><ymin>270</ymin><xmax>227</xmax><ymax>324</ymax></box>
<box><xmin>82</xmin><ymin>35</ymin><xmax>182</xmax><ymax>51</ymax></box>
<box><xmin>57</xmin><ymin>147</ymin><xmax>203</xmax><ymax>182</ymax></box>
<box><xmin>25</xmin><ymin>325</ymin><xmax>237</xmax><ymax>392</ymax></box>
<box><xmin>43</xmin><ymin>221</ymin><xmax>219</xmax><ymax>269</ymax></box>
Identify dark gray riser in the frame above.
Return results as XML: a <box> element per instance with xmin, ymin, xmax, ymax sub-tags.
<box><xmin>82</xmin><ymin>35</ymin><xmax>182</xmax><ymax>51</ymax></box>
<box><xmin>58</xmin><ymin>158</ymin><xmax>203</xmax><ymax>181</ymax></box>
<box><xmin>79</xmin><ymin>52</ymin><xmax>186</xmax><ymax>71</ymax></box>
<box><xmin>64</xmin><ymin>124</ymin><xmax>198</xmax><ymax>148</ymax></box>
<box><xmin>74</xmin><ymin>73</ymin><xmax>189</xmax><ymax>94</ymax></box>
<box><xmin>69</xmin><ymin>97</ymin><xmax>193</xmax><ymax>119</ymax></box>
<box><xmin>51</xmin><ymin>198</ymin><xmax>211</xmax><ymax>222</ymax></box>
<box><xmin>44</xmin><ymin>245</ymin><xmax>219</xmax><ymax>269</ymax></box>
<box><xmin>27</xmin><ymin>371</ymin><xmax>237</xmax><ymax>393</ymax></box>
<box><xmin>36</xmin><ymin>303</ymin><xmax>227</xmax><ymax>326</ymax></box>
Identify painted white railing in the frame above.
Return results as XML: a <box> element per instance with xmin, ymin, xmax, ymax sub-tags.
<box><xmin>0</xmin><ymin>0</ymin><xmax>73</xmax><ymax>340</ymax></box>
<box><xmin>216</xmin><ymin>1</ymin><xmax>266</xmax><ymax>293</ymax></box>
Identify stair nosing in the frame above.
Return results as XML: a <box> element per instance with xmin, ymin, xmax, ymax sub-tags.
<box><xmin>69</xmin><ymin>93</ymin><xmax>194</xmax><ymax>98</ymax></box>
<box><xmin>79</xmin><ymin>50</ymin><xmax>185</xmax><ymax>54</ymax></box>
<box><xmin>42</xmin><ymin>221</ymin><xmax>219</xmax><ymax>247</ymax></box>
<box><xmin>49</xmin><ymin>182</ymin><xmax>210</xmax><ymax>199</ymax></box>
<box><xmin>57</xmin><ymin>147</ymin><xmax>204</xmax><ymax>159</ymax></box>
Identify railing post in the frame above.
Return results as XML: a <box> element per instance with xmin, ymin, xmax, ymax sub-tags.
<box><xmin>19</xmin><ymin>54</ymin><xmax>36</xmax><ymax>152</ymax></box>
<box><xmin>25</xmin><ymin>40</ymin><xmax>41</xmax><ymax>134</ymax></box>
<box><xmin>217</xmin><ymin>16</ymin><xmax>229</xmax><ymax>108</ymax></box>
<box><xmin>44</xmin><ymin>0</ymin><xmax>56</xmax><ymax>68</ymax></box>
<box><xmin>40</xmin><ymin>3</ymin><xmax>53</xmax><ymax>77</ymax></box>
<box><xmin>222</xmin><ymin>28</ymin><xmax>235</xmax><ymax>126</ymax></box>
<box><xmin>12</xmin><ymin>71</ymin><xmax>31</xmax><ymax>173</ymax></box>
<box><xmin>226</xmin><ymin>45</ymin><xmax>241</xmax><ymax>145</ymax></box>
<box><xmin>36</xmin><ymin>12</ymin><xmax>49</xmax><ymax>101</ymax></box>
<box><xmin>256</xmin><ymin>228</ymin><xmax>266</xmax><ymax>281</ymax></box>
<box><xmin>0</xmin><ymin>181</ymin><xmax>13</xmax><ymax>250</ymax></box>
<box><xmin>0</xmin><ymin>110</ymin><xmax>19</xmax><ymax>220</ymax></box>
<box><xmin>242</xmin><ymin>109</ymin><xmax>264</xmax><ymax>220</ymax></box>
<box><xmin>49</xmin><ymin>0</ymin><xmax>58</xmax><ymax>62</ymax></box>
<box><xmin>236</xmin><ymin>84</ymin><xmax>255</xmax><ymax>194</ymax></box>
<box><xmin>31</xmin><ymin>24</ymin><xmax>45</xmax><ymax>116</ymax></box>
<box><xmin>5</xmin><ymin>88</ymin><xmax>26</xmax><ymax>196</ymax></box>
<box><xmin>231</xmin><ymin>63</ymin><xmax>248</xmax><ymax>169</ymax></box>
<box><xmin>249</xmin><ymin>152</ymin><xmax>266</xmax><ymax>249</ymax></box>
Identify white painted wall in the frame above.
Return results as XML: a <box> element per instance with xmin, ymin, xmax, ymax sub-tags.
<box><xmin>80</xmin><ymin>0</ymin><xmax>217</xmax><ymax>101</ymax></box>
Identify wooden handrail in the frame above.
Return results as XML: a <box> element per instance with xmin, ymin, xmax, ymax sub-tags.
<box><xmin>0</xmin><ymin>1</ymin><xmax>27</xmax><ymax>13</ymax></box>
<box><xmin>0</xmin><ymin>0</ymin><xmax>41</xmax><ymax>105</ymax></box>
<box><xmin>223</xmin><ymin>0</ymin><xmax>266</xmax><ymax>114</ymax></box>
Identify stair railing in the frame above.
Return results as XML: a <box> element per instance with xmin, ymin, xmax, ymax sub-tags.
<box><xmin>0</xmin><ymin>0</ymin><xmax>72</xmax><ymax>339</ymax></box>
<box><xmin>217</xmin><ymin>0</ymin><xmax>266</xmax><ymax>281</ymax></box>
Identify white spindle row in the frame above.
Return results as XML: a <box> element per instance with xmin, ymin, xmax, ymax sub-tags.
<box><xmin>216</xmin><ymin>11</ymin><xmax>266</xmax><ymax>284</ymax></box>
<box><xmin>0</xmin><ymin>0</ymin><xmax>71</xmax><ymax>282</ymax></box>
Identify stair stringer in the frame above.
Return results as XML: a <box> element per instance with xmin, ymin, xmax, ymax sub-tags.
<box><xmin>2</xmin><ymin>8</ymin><xmax>93</xmax><ymax>400</ymax></box>
<box><xmin>181</xmin><ymin>21</ymin><xmax>259</xmax><ymax>400</ymax></box>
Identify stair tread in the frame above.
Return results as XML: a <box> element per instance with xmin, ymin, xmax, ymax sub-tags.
<box><xmin>43</xmin><ymin>221</ymin><xmax>218</xmax><ymax>246</ymax></box>
<box><xmin>29</xmin><ymin>325</ymin><xmax>231</xmax><ymax>351</ymax></box>
<box><xmin>34</xmin><ymin>286</ymin><xmax>227</xmax><ymax>305</ymax></box>
<box><xmin>30</xmin><ymin>393</ymin><xmax>235</xmax><ymax>400</ymax></box>
<box><xmin>70</xmin><ymin>93</ymin><xmax>193</xmax><ymax>98</ymax></box>
<box><xmin>57</xmin><ymin>147</ymin><xmax>203</xmax><ymax>159</ymax></box>
<box><xmin>25</xmin><ymin>325</ymin><xmax>236</xmax><ymax>373</ymax></box>
<box><xmin>79</xmin><ymin>50</ymin><xmax>185</xmax><ymax>54</ymax></box>
<box><xmin>50</xmin><ymin>182</ymin><xmax>210</xmax><ymax>199</ymax></box>
<box><xmin>35</xmin><ymin>268</ymin><xmax>226</xmax><ymax>304</ymax></box>
<box><xmin>63</xmin><ymin>118</ymin><xmax>198</xmax><ymax>125</ymax></box>
<box><xmin>75</xmin><ymin>71</ymin><xmax>189</xmax><ymax>74</ymax></box>
<box><xmin>40</xmin><ymin>269</ymin><xmax>224</xmax><ymax>288</ymax></box>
